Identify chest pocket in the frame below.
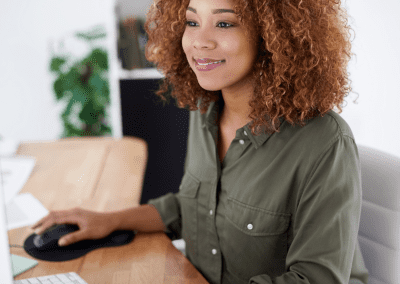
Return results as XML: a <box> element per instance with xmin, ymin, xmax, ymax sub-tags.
<box><xmin>178</xmin><ymin>172</ymin><xmax>200</xmax><ymax>260</ymax></box>
<box><xmin>226</xmin><ymin>198</ymin><xmax>290</xmax><ymax>236</ymax></box>
<box><xmin>179</xmin><ymin>172</ymin><xmax>200</xmax><ymax>198</ymax></box>
<box><xmin>222</xmin><ymin>197</ymin><xmax>291</xmax><ymax>280</ymax></box>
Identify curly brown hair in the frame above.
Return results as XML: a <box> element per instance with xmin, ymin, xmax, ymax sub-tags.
<box><xmin>145</xmin><ymin>0</ymin><xmax>355</xmax><ymax>134</ymax></box>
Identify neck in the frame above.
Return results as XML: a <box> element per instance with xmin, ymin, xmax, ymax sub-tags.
<box><xmin>220</xmin><ymin>89</ymin><xmax>253</xmax><ymax>127</ymax></box>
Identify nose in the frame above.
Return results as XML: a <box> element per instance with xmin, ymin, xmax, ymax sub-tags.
<box><xmin>193</xmin><ymin>27</ymin><xmax>216</xmax><ymax>50</ymax></box>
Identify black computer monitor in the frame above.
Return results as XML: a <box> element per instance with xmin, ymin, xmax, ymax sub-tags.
<box><xmin>119</xmin><ymin>79</ymin><xmax>189</xmax><ymax>204</ymax></box>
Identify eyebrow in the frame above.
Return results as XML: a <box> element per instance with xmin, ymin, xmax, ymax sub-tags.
<box><xmin>186</xmin><ymin>6</ymin><xmax>235</xmax><ymax>14</ymax></box>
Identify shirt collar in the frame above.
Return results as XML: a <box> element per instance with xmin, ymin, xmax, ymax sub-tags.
<box><xmin>201</xmin><ymin>98</ymin><xmax>285</xmax><ymax>149</ymax></box>
<box><xmin>202</xmin><ymin>100</ymin><xmax>220</xmax><ymax>130</ymax></box>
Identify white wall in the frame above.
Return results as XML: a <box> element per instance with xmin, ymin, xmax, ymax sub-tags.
<box><xmin>341</xmin><ymin>0</ymin><xmax>400</xmax><ymax>158</ymax></box>
<box><xmin>1</xmin><ymin>0</ymin><xmax>399</xmax><ymax>158</ymax></box>
<box><xmin>0</xmin><ymin>0</ymin><xmax>121</xmax><ymax>143</ymax></box>
<box><xmin>117</xmin><ymin>0</ymin><xmax>153</xmax><ymax>20</ymax></box>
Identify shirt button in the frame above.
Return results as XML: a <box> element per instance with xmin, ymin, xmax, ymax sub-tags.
<box><xmin>239</xmin><ymin>139</ymin><xmax>245</xmax><ymax>145</ymax></box>
<box><xmin>247</xmin><ymin>223</ymin><xmax>254</xmax><ymax>230</ymax></box>
<box><xmin>209</xmin><ymin>210</ymin><xmax>213</xmax><ymax>215</ymax></box>
<box><xmin>212</xmin><ymin>249</ymin><xmax>217</xmax><ymax>255</ymax></box>
<box><xmin>244</xmin><ymin>130</ymin><xmax>248</xmax><ymax>136</ymax></box>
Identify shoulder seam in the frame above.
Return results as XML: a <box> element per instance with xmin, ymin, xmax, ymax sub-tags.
<box><xmin>325</xmin><ymin>111</ymin><xmax>352</xmax><ymax>138</ymax></box>
<box><xmin>301</xmin><ymin>133</ymin><xmax>355</xmax><ymax>200</ymax></box>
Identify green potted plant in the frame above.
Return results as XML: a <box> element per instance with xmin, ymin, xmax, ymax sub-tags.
<box><xmin>50</xmin><ymin>25</ymin><xmax>112</xmax><ymax>137</ymax></box>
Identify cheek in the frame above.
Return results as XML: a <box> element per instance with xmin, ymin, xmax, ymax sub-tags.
<box><xmin>181</xmin><ymin>31</ymin><xmax>191</xmax><ymax>56</ymax></box>
<box><xmin>219</xmin><ymin>35</ymin><xmax>247</xmax><ymax>58</ymax></box>
<box><xmin>238</xmin><ymin>39</ymin><xmax>257</xmax><ymax>66</ymax></box>
<box><xmin>220</xmin><ymin>39</ymin><xmax>230</xmax><ymax>49</ymax></box>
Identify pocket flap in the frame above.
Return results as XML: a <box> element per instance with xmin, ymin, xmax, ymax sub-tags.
<box><xmin>226</xmin><ymin>198</ymin><xmax>291</xmax><ymax>236</ymax></box>
<box><xmin>179</xmin><ymin>172</ymin><xmax>200</xmax><ymax>198</ymax></box>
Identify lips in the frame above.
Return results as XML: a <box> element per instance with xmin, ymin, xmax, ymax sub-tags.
<box><xmin>194</xmin><ymin>58</ymin><xmax>225</xmax><ymax>64</ymax></box>
<box><xmin>193</xmin><ymin>58</ymin><xmax>225</xmax><ymax>72</ymax></box>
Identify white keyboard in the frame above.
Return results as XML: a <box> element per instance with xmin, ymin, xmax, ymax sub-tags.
<box><xmin>14</xmin><ymin>272</ymin><xmax>87</xmax><ymax>284</ymax></box>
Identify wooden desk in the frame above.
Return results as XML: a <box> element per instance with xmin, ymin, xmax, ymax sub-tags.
<box><xmin>9</xmin><ymin>137</ymin><xmax>208</xmax><ymax>284</ymax></box>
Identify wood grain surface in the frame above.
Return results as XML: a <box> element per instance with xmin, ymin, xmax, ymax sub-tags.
<box><xmin>9</xmin><ymin>137</ymin><xmax>208</xmax><ymax>284</ymax></box>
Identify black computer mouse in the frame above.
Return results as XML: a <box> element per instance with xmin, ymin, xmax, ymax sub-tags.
<box><xmin>33</xmin><ymin>224</ymin><xmax>80</xmax><ymax>250</ymax></box>
<box><xmin>24</xmin><ymin>224</ymin><xmax>136</xmax><ymax>262</ymax></box>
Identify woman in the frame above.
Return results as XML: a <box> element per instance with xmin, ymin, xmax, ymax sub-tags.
<box><xmin>33</xmin><ymin>0</ymin><xmax>369</xmax><ymax>282</ymax></box>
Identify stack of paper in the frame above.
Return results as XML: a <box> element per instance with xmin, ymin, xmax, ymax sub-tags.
<box><xmin>0</xmin><ymin>157</ymin><xmax>49</xmax><ymax>230</ymax></box>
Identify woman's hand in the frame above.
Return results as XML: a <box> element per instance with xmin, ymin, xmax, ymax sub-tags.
<box><xmin>31</xmin><ymin>207</ymin><xmax>117</xmax><ymax>247</ymax></box>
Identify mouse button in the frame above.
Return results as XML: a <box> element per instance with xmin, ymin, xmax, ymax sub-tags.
<box><xmin>42</xmin><ymin>224</ymin><xmax>60</xmax><ymax>234</ymax></box>
<box><xmin>33</xmin><ymin>235</ymin><xmax>44</xmax><ymax>248</ymax></box>
<box><xmin>40</xmin><ymin>231</ymin><xmax>55</xmax><ymax>243</ymax></box>
<box><xmin>57</xmin><ymin>224</ymin><xmax>79</xmax><ymax>233</ymax></box>
<box><xmin>47</xmin><ymin>224</ymin><xmax>79</xmax><ymax>241</ymax></box>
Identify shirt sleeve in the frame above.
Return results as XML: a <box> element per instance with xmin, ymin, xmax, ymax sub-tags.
<box><xmin>148</xmin><ymin>192</ymin><xmax>183</xmax><ymax>240</ymax></box>
<box><xmin>249</xmin><ymin>134</ymin><xmax>363</xmax><ymax>284</ymax></box>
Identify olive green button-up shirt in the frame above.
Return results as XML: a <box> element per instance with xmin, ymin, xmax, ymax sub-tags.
<box><xmin>148</xmin><ymin>99</ymin><xmax>369</xmax><ymax>284</ymax></box>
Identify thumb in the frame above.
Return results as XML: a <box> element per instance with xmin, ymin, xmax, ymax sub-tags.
<box><xmin>58</xmin><ymin>230</ymin><xmax>86</xmax><ymax>247</ymax></box>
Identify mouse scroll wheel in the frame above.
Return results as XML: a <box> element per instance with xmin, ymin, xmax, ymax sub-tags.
<box><xmin>33</xmin><ymin>235</ymin><xmax>44</xmax><ymax>248</ymax></box>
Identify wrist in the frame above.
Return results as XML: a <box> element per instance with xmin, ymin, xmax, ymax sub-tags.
<box><xmin>106</xmin><ymin>210</ymin><xmax>126</xmax><ymax>232</ymax></box>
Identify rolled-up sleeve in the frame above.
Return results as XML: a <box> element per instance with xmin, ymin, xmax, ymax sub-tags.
<box><xmin>249</xmin><ymin>135</ymin><xmax>363</xmax><ymax>283</ymax></box>
<box><xmin>148</xmin><ymin>192</ymin><xmax>183</xmax><ymax>240</ymax></box>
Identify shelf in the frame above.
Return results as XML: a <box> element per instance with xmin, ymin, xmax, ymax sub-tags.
<box><xmin>119</xmin><ymin>68</ymin><xmax>164</xmax><ymax>80</ymax></box>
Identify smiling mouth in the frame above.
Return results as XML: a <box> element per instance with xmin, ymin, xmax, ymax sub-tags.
<box><xmin>196</xmin><ymin>60</ymin><xmax>225</xmax><ymax>66</ymax></box>
<box><xmin>194</xmin><ymin>58</ymin><xmax>226</xmax><ymax>65</ymax></box>
<box><xmin>193</xmin><ymin>59</ymin><xmax>226</xmax><ymax>72</ymax></box>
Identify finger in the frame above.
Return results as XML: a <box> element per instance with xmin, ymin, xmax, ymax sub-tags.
<box><xmin>31</xmin><ymin>215</ymin><xmax>51</xmax><ymax>230</ymax></box>
<box><xmin>30</xmin><ymin>210</ymin><xmax>63</xmax><ymax>230</ymax></box>
<box><xmin>31</xmin><ymin>218</ymin><xmax>56</xmax><ymax>234</ymax></box>
<box><xmin>33</xmin><ymin>220</ymin><xmax>58</xmax><ymax>235</ymax></box>
<box><xmin>34</xmin><ymin>210</ymin><xmax>81</xmax><ymax>235</ymax></box>
<box><xmin>58</xmin><ymin>230</ymin><xmax>86</xmax><ymax>247</ymax></box>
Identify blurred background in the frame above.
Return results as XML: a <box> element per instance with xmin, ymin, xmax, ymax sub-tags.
<box><xmin>1</xmin><ymin>1</ymin><xmax>398</xmax><ymax>280</ymax></box>
<box><xmin>0</xmin><ymin>0</ymin><xmax>399</xmax><ymax>159</ymax></box>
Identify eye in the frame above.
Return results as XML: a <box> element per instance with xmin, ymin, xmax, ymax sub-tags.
<box><xmin>217</xmin><ymin>22</ymin><xmax>234</xmax><ymax>28</ymax></box>
<box><xmin>185</xmin><ymin>21</ymin><xmax>198</xmax><ymax>27</ymax></box>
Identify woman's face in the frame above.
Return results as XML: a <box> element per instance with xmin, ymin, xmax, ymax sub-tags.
<box><xmin>182</xmin><ymin>0</ymin><xmax>257</xmax><ymax>92</ymax></box>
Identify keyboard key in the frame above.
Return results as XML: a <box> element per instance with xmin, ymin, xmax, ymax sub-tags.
<box><xmin>14</xmin><ymin>272</ymin><xmax>87</xmax><ymax>284</ymax></box>
<box><xmin>55</xmin><ymin>274</ymin><xmax>71</xmax><ymax>282</ymax></box>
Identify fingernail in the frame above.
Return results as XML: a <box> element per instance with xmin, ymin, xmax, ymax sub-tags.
<box><xmin>59</xmin><ymin>239</ymin><xmax>66</xmax><ymax>246</ymax></box>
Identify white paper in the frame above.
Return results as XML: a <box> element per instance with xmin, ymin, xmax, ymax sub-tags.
<box><xmin>0</xmin><ymin>139</ymin><xmax>19</xmax><ymax>157</ymax></box>
<box><xmin>172</xmin><ymin>239</ymin><xmax>186</xmax><ymax>256</ymax></box>
<box><xmin>6</xmin><ymin>193</ymin><xmax>49</xmax><ymax>230</ymax></box>
<box><xmin>0</xmin><ymin>157</ymin><xmax>35</xmax><ymax>204</ymax></box>
<box><xmin>0</xmin><ymin>168</ymin><xmax>14</xmax><ymax>284</ymax></box>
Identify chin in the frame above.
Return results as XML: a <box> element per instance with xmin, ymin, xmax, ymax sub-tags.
<box><xmin>198</xmin><ymin>84</ymin><xmax>222</xmax><ymax>92</ymax></box>
<box><xmin>195</xmin><ymin>77</ymin><xmax>224</xmax><ymax>91</ymax></box>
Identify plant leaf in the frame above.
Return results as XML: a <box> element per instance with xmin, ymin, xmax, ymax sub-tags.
<box><xmin>79</xmin><ymin>102</ymin><xmax>104</xmax><ymax>125</ymax></box>
<box><xmin>53</xmin><ymin>74</ymin><xmax>67</xmax><ymax>100</ymax></box>
<box><xmin>61</xmin><ymin>99</ymin><xmax>75</xmax><ymax>118</ymax></box>
<box><xmin>64</xmin><ymin>67</ymin><xmax>81</xmax><ymax>89</ymax></box>
<box><xmin>50</xmin><ymin>57</ymin><xmax>67</xmax><ymax>73</ymax></box>
<box><xmin>70</xmin><ymin>85</ymin><xmax>89</xmax><ymax>104</ymax></box>
<box><xmin>75</xmin><ymin>26</ymin><xmax>106</xmax><ymax>42</ymax></box>
<box><xmin>88</xmin><ymin>48</ymin><xmax>108</xmax><ymax>70</ymax></box>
